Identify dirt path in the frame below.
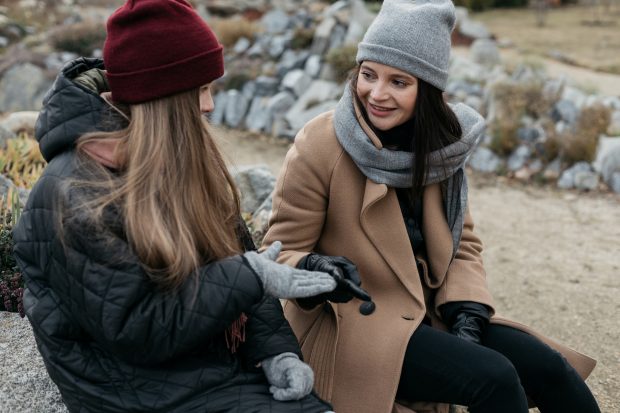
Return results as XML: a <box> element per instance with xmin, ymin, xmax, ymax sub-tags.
<box><xmin>218</xmin><ymin>127</ymin><xmax>620</xmax><ymax>412</ymax></box>
<box><xmin>452</xmin><ymin>46</ymin><xmax>620</xmax><ymax>97</ymax></box>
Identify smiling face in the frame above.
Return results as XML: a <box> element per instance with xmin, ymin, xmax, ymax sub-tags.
<box><xmin>199</xmin><ymin>83</ymin><xmax>214</xmax><ymax>114</ymax></box>
<box><xmin>355</xmin><ymin>61</ymin><xmax>418</xmax><ymax>131</ymax></box>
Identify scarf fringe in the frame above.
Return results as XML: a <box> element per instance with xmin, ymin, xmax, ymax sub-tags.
<box><xmin>225</xmin><ymin>312</ymin><xmax>248</xmax><ymax>353</ymax></box>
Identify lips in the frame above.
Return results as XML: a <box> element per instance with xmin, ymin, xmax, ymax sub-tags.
<box><xmin>367</xmin><ymin>102</ymin><xmax>395</xmax><ymax>117</ymax></box>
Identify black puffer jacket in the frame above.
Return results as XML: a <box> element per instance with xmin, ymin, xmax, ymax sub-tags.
<box><xmin>13</xmin><ymin>58</ymin><xmax>331</xmax><ymax>413</ymax></box>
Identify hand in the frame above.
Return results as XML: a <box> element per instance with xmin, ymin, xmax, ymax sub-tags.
<box><xmin>244</xmin><ymin>242</ymin><xmax>337</xmax><ymax>299</ymax></box>
<box><xmin>440</xmin><ymin>301</ymin><xmax>490</xmax><ymax>345</ymax></box>
<box><xmin>297</xmin><ymin>254</ymin><xmax>371</xmax><ymax>306</ymax></box>
<box><xmin>261</xmin><ymin>352</ymin><xmax>313</xmax><ymax>401</ymax></box>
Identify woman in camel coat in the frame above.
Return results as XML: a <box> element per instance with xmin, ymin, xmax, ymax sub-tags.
<box><xmin>262</xmin><ymin>1</ymin><xmax>600</xmax><ymax>412</ymax></box>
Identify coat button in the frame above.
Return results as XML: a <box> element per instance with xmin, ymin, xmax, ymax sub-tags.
<box><xmin>359</xmin><ymin>301</ymin><xmax>376</xmax><ymax>315</ymax></box>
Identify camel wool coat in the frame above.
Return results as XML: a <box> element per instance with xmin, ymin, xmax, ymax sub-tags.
<box><xmin>262</xmin><ymin>110</ymin><xmax>596</xmax><ymax>413</ymax></box>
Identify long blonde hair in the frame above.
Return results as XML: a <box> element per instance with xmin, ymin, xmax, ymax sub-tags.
<box><xmin>75</xmin><ymin>88</ymin><xmax>242</xmax><ymax>289</ymax></box>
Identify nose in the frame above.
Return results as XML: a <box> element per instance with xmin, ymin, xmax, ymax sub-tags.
<box><xmin>200</xmin><ymin>90</ymin><xmax>214</xmax><ymax>114</ymax></box>
<box><xmin>369</xmin><ymin>81</ymin><xmax>388</xmax><ymax>101</ymax></box>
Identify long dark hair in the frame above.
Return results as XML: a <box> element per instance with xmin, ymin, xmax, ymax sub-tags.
<box><xmin>351</xmin><ymin>66</ymin><xmax>462</xmax><ymax>201</ymax></box>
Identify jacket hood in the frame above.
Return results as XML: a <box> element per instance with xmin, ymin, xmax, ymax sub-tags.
<box><xmin>35</xmin><ymin>58</ymin><xmax>109</xmax><ymax>162</ymax></box>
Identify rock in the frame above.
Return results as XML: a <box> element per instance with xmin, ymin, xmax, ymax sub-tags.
<box><xmin>608</xmin><ymin>172</ymin><xmax>620</xmax><ymax>193</ymax></box>
<box><xmin>281</xmin><ymin>69</ymin><xmax>312</xmax><ymax>98</ymax></box>
<box><xmin>562</xmin><ymin>86</ymin><xmax>587</xmax><ymax>108</ymax></box>
<box><xmin>266</xmin><ymin>91</ymin><xmax>296</xmax><ymax>135</ymax></box>
<box><xmin>326</xmin><ymin>23</ymin><xmax>347</xmax><ymax>52</ymax></box>
<box><xmin>232</xmin><ymin>165</ymin><xmax>276</xmax><ymax>214</ymax></box>
<box><xmin>344</xmin><ymin>0</ymin><xmax>375</xmax><ymax>44</ymax></box>
<box><xmin>517</xmin><ymin>126</ymin><xmax>540</xmax><ymax>143</ymax></box>
<box><xmin>261</xmin><ymin>9</ymin><xmax>291</xmax><ymax>34</ymax></box>
<box><xmin>241</xmin><ymin>81</ymin><xmax>256</xmax><ymax>101</ymax></box>
<box><xmin>285</xmin><ymin>99</ymin><xmax>339</xmax><ymax>135</ymax></box>
<box><xmin>607</xmin><ymin>110</ymin><xmax>620</xmax><ymax>135</ymax></box>
<box><xmin>467</xmin><ymin>147</ymin><xmax>503</xmax><ymax>173</ymax></box>
<box><xmin>224</xmin><ymin>90</ymin><xmax>250</xmax><ymax>129</ymax></box>
<box><xmin>0</xmin><ymin>124</ymin><xmax>16</xmax><ymax>149</ymax></box>
<box><xmin>276</xmin><ymin>49</ymin><xmax>310</xmax><ymax>76</ymax></box>
<box><xmin>269</xmin><ymin>34</ymin><xmax>291</xmax><ymax>59</ymax></box>
<box><xmin>245</xmin><ymin>96</ymin><xmax>271</xmax><ymax>133</ymax></box>
<box><xmin>457</xmin><ymin>16</ymin><xmax>490</xmax><ymax>41</ymax></box>
<box><xmin>593</xmin><ymin>136</ymin><xmax>620</xmax><ymax>174</ymax></box>
<box><xmin>542</xmin><ymin>77</ymin><xmax>566</xmax><ymax>102</ymax></box>
<box><xmin>0</xmin><ymin>313</ymin><xmax>67</xmax><ymax>413</ymax></box>
<box><xmin>232</xmin><ymin>37</ymin><xmax>251</xmax><ymax>54</ymax></box>
<box><xmin>598</xmin><ymin>143</ymin><xmax>620</xmax><ymax>190</ymax></box>
<box><xmin>507</xmin><ymin>145</ymin><xmax>531</xmax><ymax>172</ymax></box>
<box><xmin>557</xmin><ymin>169</ymin><xmax>575</xmax><ymax>189</ymax></box>
<box><xmin>43</xmin><ymin>51</ymin><xmax>78</xmax><ymax>72</ymax></box>
<box><xmin>304</xmin><ymin>54</ymin><xmax>322</xmax><ymax>78</ymax></box>
<box><xmin>0</xmin><ymin>111</ymin><xmax>41</xmax><ymax>135</ymax></box>
<box><xmin>311</xmin><ymin>16</ymin><xmax>337</xmax><ymax>56</ymax></box>
<box><xmin>0</xmin><ymin>63</ymin><xmax>50</xmax><ymax>113</ymax></box>
<box><xmin>557</xmin><ymin>162</ymin><xmax>592</xmax><ymax>189</ymax></box>
<box><xmin>552</xmin><ymin>100</ymin><xmax>579</xmax><ymax>125</ymax></box>
<box><xmin>254</xmin><ymin>76</ymin><xmax>279</xmax><ymax>97</ymax></box>
<box><xmin>470</xmin><ymin>39</ymin><xmax>500</xmax><ymax>67</ymax></box>
<box><xmin>573</xmin><ymin>170</ymin><xmax>599</xmax><ymax>191</ymax></box>
<box><xmin>284</xmin><ymin>80</ymin><xmax>341</xmax><ymax>130</ymax></box>
<box><xmin>209</xmin><ymin>90</ymin><xmax>228</xmax><ymax>126</ymax></box>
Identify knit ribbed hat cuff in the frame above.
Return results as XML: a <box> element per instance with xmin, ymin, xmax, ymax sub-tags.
<box><xmin>357</xmin><ymin>42</ymin><xmax>449</xmax><ymax>91</ymax></box>
<box><xmin>107</xmin><ymin>46</ymin><xmax>224</xmax><ymax>104</ymax></box>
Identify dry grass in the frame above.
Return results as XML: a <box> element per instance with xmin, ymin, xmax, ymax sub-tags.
<box><xmin>211</xmin><ymin>17</ymin><xmax>261</xmax><ymax>48</ymax></box>
<box><xmin>472</xmin><ymin>5</ymin><xmax>620</xmax><ymax>74</ymax></box>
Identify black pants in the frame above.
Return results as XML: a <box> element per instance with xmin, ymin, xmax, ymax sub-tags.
<box><xmin>396</xmin><ymin>324</ymin><xmax>600</xmax><ymax>413</ymax></box>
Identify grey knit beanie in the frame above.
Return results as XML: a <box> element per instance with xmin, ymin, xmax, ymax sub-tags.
<box><xmin>356</xmin><ymin>0</ymin><xmax>456</xmax><ymax>91</ymax></box>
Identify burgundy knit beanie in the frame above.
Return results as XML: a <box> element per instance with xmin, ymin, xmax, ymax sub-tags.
<box><xmin>104</xmin><ymin>0</ymin><xmax>224</xmax><ymax>104</ymax></box>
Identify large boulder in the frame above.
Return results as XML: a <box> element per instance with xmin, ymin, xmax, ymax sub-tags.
<box><xmin>0</xmin><ymin>63</ymin><xmax>51</xmax><ymax>113</ymax></box>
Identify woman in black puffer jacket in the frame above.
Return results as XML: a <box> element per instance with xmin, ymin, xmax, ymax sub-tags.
<box><xmin>12</xmin><ymin>1</ymin><xmax>338</xmax><ymax>412</ymax></box>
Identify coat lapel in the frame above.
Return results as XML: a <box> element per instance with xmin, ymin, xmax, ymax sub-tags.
<box><xmin>360</xmin><ymin>179</ymin><xmax>425</xmax><ymax>306</ymax></box>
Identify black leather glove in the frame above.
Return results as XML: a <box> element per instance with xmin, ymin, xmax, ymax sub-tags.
<box><xmin>296</xmin><ymin>254</ymin><xmax>371</xmax><ymax>308</ymax></box>
<box><xmin>440</xmin><ymin>301</ymin><xmax>490</xmax><ymax>345</ymax></box>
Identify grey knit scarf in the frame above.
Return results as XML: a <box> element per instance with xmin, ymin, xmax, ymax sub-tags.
<box><xmin>333</xmin><ymin>85</ymin><xmax>486</xmax><ymax>255</ymax></box>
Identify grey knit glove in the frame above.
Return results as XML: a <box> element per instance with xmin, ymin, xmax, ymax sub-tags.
<box><xmin>261</xmin><ymin>352</ymin><xmax>314</xmax><ymax>401</ymax></box>
<box><xmin>244</xmin><ymin>242</ymin><xmax>337</xmax><ymax>299</ymax></box>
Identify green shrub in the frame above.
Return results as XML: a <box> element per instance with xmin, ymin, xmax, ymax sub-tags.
<box><xmin>326</xmin><ymin>44</ymin><xmax>358</xmax><ymax>83</ymax></box>
<box><xmin>51</xmin><ymin>22</ymin><xmax>107</xmax><ymax>56</ymax></box>
<box><xmin>0</xmin><ymin>191</ymin><xmax>23</xmax><ymax>317</ymax></box>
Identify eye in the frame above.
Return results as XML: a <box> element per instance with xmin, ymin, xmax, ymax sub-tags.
<box><xmin>392</xmin><ymin>79</ymin><xmax>408</xmax><ymax>87</ymax></box>
<box><xmin>360</xmin><ymin>71</ymin><xmax>376</xmax><ymax>80</ymax></box>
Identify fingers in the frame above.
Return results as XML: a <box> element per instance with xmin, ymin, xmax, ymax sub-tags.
<box><xmin>332</xmin><ymin>256</ymin><xmax>361</xmax><ymax>285</ymax></box>
<box><xmin>269</xmin><ymin>364</ymin><xmax>313</xmax><ymax>401</ymax></box>
<box><xmin>288</xmin><ymin>271</ymin><xmax>337</xmax><ymax>298</ymax></box>
<box><xmin>341</xmin><ymin>279</ymin><xmax>372</xmax><ymax>302</ymax></box>
<box><xmin>262</xmin><ymin>241</ymin><xmax>282</xmax><ymax>261</ymax></box>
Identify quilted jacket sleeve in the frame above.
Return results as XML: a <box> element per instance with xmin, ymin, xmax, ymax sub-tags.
<box><xmin>240</xmin><ymin>296</ymin><xmax>302</xmax><ymax>367</ymax></box>
<box><xmin>13</xmin><ymin>173</ymin><xmax>266</xmax><ymax>366</ymax></box>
